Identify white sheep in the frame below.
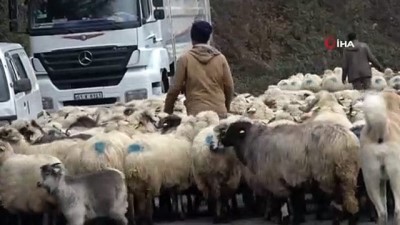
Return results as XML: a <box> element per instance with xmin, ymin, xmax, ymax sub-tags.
<box><xmin>388</xmin><ymin>75</ymin><xmax>400</xmax><ymax>90</ymax></box>
<box><xmin>191</xmin><ymin>124</ymin><xmax>242</xmax><ymax>222</ymax></box>
<box><xmin>370</xmin><ymin>75</ymin><xmax>387</xmax><ymax>91</ymax></box>
<box><xmin>301</xmin><ymin>74</ymin><xmax>322</xmax><ymax>92</ymax></box>
<box><xmin>0</xmin><ymin>141</ymin><xmax>61</xmax><ymax>215</ymax></box>
<box><xmin>321</xmin><ymin>72</ymin><xmax>345</xmax><ymax>92</ymax></box>
<box><xmin>123</xmin><ymin>111</ymin><xmax>220</xmax><ymax>221</ymax></box>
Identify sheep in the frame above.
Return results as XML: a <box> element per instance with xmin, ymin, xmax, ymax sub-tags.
<box><xmin>214</xmin><ymin>120</ymin><xmax>360</xmax><ymax>224</ymax></box>
<box><xmin>384</xmin><ymin>68</ymin><xmax>394</xmax><ymax>81</ymax></box>
<box><xmin>358</xmin><ymin>91</ymin><xmax>400</xmax><ymax>225</ymax></box>
<box><xmin>301</xmin><ymin>74</ymin><xmax>322</xmax><ymax>92</ymax></box>
<box><xmin>0</xmin><ymin>126</ymin><xmax>89</xmax><ymax>176</ymax></box>
<box><xmin>388</xmin><ymin>75</ymin><xmax>400</xmax><ymax>90</ymax></box>
<box><xmin>230</xmin><ymin>93</ymin><xmax>254</xmax><ymax>115</ymax></box>
<box><xmin>300</xmin><ymin>91</ymin><xmax>353</xmax><ymax>129</ymax></box>
<box><xmin>243</xmin><ymin>98</ymin><xmax>274</xmax><ymax>122</ymax></box>
<box><xmin>322</xmin><ymin>71</ymin><xmax>345</xmax><ymax>92</ymax></box>
<box><xmin>370</xmin><ymin>76</ymin><xmax>387</xmax><ymax>91</ymax></box>
<box><xmin>285</xmin><ymin>75</ymin><xmax>303</xmax><ymax>90</ymax></box>
<box><xmin>190</xmin><ymin>123</ymin><xmax>242</xmax><ymax>223</ymax></box>
<box><xmin>0</xmin><ymin>141</ymin><xmax>61</xmax><ymax>220</ymax></box>
<box><xmin>75</xmin><ymin>130</ymin><xmax>132</xmax><ymax>175</ymax></box>
<box><xmin>124</xmin><ymin>111</ymin><xmax>220</xmax><ymax>223</ymax></box>
<box><xmin>37</xmin><ymin>162</ymin><xmax>128</xmax><ymax>225</ymax></box>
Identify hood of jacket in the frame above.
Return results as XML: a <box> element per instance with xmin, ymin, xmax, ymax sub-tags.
<box><xmin>189</xmin><ymin>44</ymin><xmax>221</xmax><ymax>64</ymax></box>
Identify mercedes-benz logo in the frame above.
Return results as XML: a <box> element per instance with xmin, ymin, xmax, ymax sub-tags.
<box><xmin>78</xmin><ymin>51</ymin><xmax>93</xmax><ymax>66</ymax></box>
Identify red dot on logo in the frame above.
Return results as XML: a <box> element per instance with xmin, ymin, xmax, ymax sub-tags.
<box><xmin>324</xmin><ymin>36</ymin><xmax>336</xmax><ymax>50</ymax></box>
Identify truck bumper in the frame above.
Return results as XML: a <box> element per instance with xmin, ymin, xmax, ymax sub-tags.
<box><xmin>37</xmin><ymin>66</ymin><xmax>162</xmax><ymax>112</ymax></box>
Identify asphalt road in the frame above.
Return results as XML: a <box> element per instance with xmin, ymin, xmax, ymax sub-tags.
<box><xmin>157</xmin><ymin>218</ymin><xmax>377</xmax><ymax>225</ymax></box>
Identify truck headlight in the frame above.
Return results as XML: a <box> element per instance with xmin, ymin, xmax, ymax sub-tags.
<box><xmin>42</xmin><ymin>97</ymin><xmax>54</xmax><ymax>110</ymax></box>
<box><xmin>125</xmin><ymin>89</ymin><xmax>147</xmax><ymax>102</ymax></box>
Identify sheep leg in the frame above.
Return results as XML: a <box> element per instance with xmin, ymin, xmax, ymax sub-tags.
<box><xmin>289</xmin><ymin>187</ymin><xmax>306</xmax><ymax>224</ymax></box>
<box><xmin>177</xmin><ymin>194</ymin><xmax>186</xmax><ymax>220</ymax></box>
<box><xmin>185</xmin><ymin>193</ymin><xmax>193</xmax><ymax>216</ymax></box>
<box><xmin>126</xmin><ymin>194</ymin><xmax>136</xmax><ymax>225</ymax></box>
<box><xmin>158</xmin><ymin>192</ymin><xmax>172</xmax><ymax>220</ymax></box>
<box><xmin>230</xmin><ymin>194</ymin><xmax>240</xmax><ymax>218</ymax></box>
<box><xmin>145</xmin><ymin>194</ymin><xmax>154</xmax><ymax>225</ymax></box>
<box><xmin>313</xmin><ymin>186</ymin><xmax>332</xmax><ymax>220</ymax></box>
<box><xmin>386</xmin><ymin>163</ymin><xmax>400</xmax><ymax>225</ymax></box>
<box><xmin>42</xmin><ymin>213</ymin><xmax>49</xmax><ymax>225</ymax></box>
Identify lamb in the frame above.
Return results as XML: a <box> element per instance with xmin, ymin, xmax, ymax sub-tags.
<box><xmin>37</xmin><ymin>162</ymin><xmax>128</xmax><ymax>225</ymax></box>
<box><xmin>0</xmin><ymin>141</ymin><xmax>60</xmax><ymax>218</ymax></box>
<box><xmin>214</xmin><ymin>120</ymin><xmax>360</xmax><ymax>224</ymax></box>
<box><xmin>358</xmin><ymin>91</ymin><xmax>400</xmax><ymax>225</ymax></box>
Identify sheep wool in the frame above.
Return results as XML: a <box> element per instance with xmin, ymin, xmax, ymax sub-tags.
<box><xmin>191</xmin><ymin>126</ymin><xmax>242</xmax><ymax>199</ymax></box>
<box><xmin>0</xmin><ymin>141</ymin><xmax>61</xmax><ymax>214</ymax></box>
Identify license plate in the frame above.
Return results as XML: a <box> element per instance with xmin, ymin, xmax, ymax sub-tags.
<box><xmin>74</xmin><ymin>92</ymin><xmax>103</xmax><ymax>100</ymax></box>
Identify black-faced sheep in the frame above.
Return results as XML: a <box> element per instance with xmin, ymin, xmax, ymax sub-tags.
<box><xmin>215</xmin><ymin>120</ymin><xmax>360</xmax><ymax>225</ymax></box>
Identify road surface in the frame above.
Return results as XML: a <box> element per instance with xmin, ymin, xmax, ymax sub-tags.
<box><xmin>157</xmin><ymin>218</ymin><xmax>378</xmax><ymax>225</ymax></box>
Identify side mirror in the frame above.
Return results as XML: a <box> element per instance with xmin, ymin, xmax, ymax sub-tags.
<box><xmin>152</xmin><ymin>0</ymin><xmax>164</xmax><ymax>7</ymax></box>
<box><xmin>14</xmin><ymin>78</ymin><xmax>32</xmax><ymax>93</ymax></box>
<box><xmin>154</xmin><ymin>9</ymin><xmax>165</xmax><ymax>20</ymax></box>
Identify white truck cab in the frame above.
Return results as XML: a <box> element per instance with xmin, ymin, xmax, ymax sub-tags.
<box><xmin>8</xmin><ymin>0</ymin><xmax>211</xmax><ymax>112</ymax></box>
<box><xmin>0</xmin><ymin>43</ymin><xmax>43</xmax><ymax>122</ymax></box>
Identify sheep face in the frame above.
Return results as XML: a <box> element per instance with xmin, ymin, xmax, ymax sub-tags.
<box><xmin>157</xmin><ymin>114</ymin><xmax>182</xmax><ymax>134</ymax></box>
<box><xmin>38</xmin><ymin>163</ymin><xmax>65</xmax><ymax>194</ymax></box>
<box><xmin>218</xmin><ymin>121</ymin><xmax>253</xmax><ymax>162</ymax></box>
<box><xmin>0</xmin><ymin>126</ymin><xmax>23</xmax><ymax>143</ymax></box>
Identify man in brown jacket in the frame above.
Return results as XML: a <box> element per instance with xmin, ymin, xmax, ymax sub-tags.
<box><xmin>342</xmin><ymin>32</ymin><xmax>384</xmax><ymax>90</ymax></box>
<box><xmin>164</xmin><ymin>21</ymin><xmax>234</xmax><ymax>117</ymax></box>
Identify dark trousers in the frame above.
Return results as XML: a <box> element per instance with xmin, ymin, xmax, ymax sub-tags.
<box><xmin>351</xmin><ymin>77</ymin><xmax>371</xmax><ymax>90</ymax></box>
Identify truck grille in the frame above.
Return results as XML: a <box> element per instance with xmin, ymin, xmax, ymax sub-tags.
<box><xmin>34</xmin><ymin>45</ymin><xmax>137</xmax><ymax>90</ymax></box>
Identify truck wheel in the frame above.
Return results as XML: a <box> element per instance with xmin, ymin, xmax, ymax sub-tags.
<box><xmin>161</xmin><ymin>69</ymin><xmax>169</xmax><ymax>93</ymax></box>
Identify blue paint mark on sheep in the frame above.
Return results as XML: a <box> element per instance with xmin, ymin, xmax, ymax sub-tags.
<box><xmin>305</xmin><ymin>79</ymin><xmax>312</xmax><ymax>84</ymax></box>
<box><xmin>205</xmin><ymin>134</ymin><xmax>214</xmax><ymax>146</ymax></box>
<box><xmin>128</xmin><ymin>144</ymin><xmax>143</xmax><ymax>153</ymax></box>
<box><xmin>94</xmin><ymin>142</ymin><xmax>106</xmax><ymax>154</ymax></box>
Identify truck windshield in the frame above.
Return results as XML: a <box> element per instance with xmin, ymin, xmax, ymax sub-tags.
<box><xmin>29</xmin><ymin>0</ymin><xmax>140</xmax><ymax>34</ymax></box>
<box><xmin>0</xmin><ymin>61</ymin><xmax>10</xmax><ymax>102</ymax></box>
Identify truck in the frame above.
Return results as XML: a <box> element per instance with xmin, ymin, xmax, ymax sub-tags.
<box><xmin>0</xmin><ymin>42</ymin><xmax>43</xmax><ymax>123</ymax></box>
<box><xmin>8</xmin><ymin>0</ymin><xmax>212</xmax><ymax>111</ymax></box>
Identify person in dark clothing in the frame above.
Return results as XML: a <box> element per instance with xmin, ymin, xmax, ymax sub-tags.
<box><xmin>342</xmin><ymin>32</ymin><xmax>384</xmax><ymax>90</ymax></box>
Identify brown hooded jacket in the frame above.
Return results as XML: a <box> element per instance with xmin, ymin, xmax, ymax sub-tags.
<box><xmin>164</xmin><ymin>44</ymin><xmax>234</xmax><ymax>117</ymax></box>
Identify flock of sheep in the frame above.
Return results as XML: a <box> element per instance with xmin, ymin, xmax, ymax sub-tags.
<box><xmin>0</xmin><ymin>66</ymin><xmax>399</xmax><ymax>225</ymax></box>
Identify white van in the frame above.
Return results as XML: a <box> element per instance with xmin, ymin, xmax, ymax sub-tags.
<box><xmin>0</xmin><ymin>43</ymin><xmax>43</xmax><ymax>123</ymax></box>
